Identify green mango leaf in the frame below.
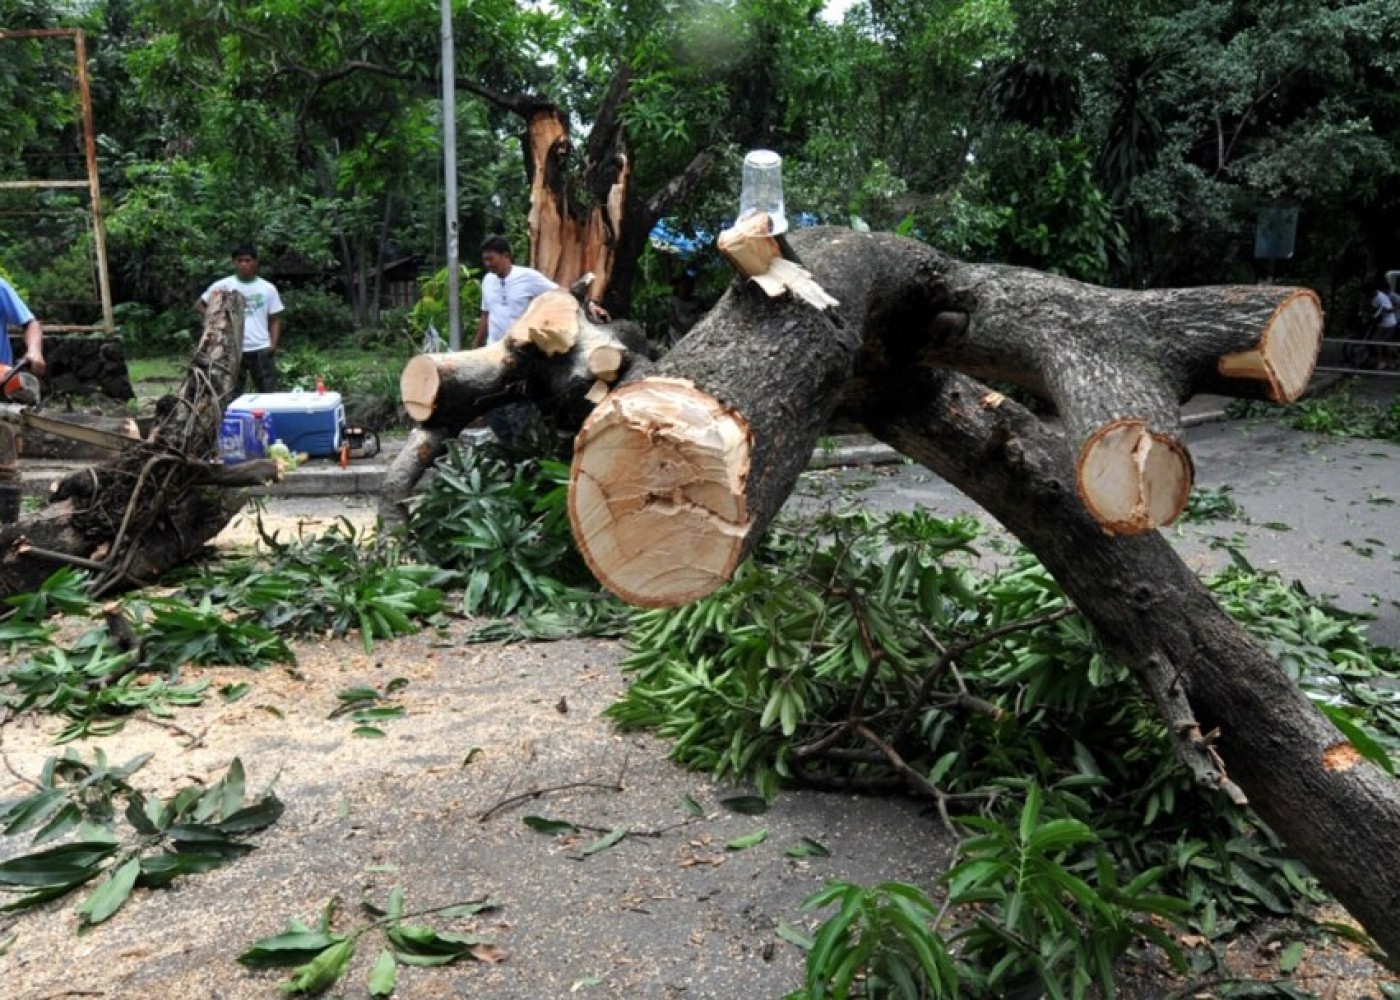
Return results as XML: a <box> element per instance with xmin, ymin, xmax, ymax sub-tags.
<box><xmin>386</xmin><ymin>924</ymin><xmax>483</xmax><ymax>966</ymax></box>
<box><xmin>367</xmin><ymin>949</ymin><xmax>398</xmax><ymax>997</ymax></box>
<box><xmin>282</xmin><ymin>938</ymin><xmax>355</xmax><ymax>995</ymax></box>
<box><xmin>680</xmin><ymin>795</ymin><xmax>705</xmax><ymax>818</ymax></box>
<box><xmin>1278</xmin><ymin>940</ymin><xmax>1305</xmax><ymax>974</ymax></box>
<box><xmin>219</xmin><ymin>682</ymin><xmax>251</xmax><ymax>703</ymax></box>
<box><xmin>352</xmin><ymin>727</ymin><xmax>387</xmax><ymax>739</ymax></box>
<box><xmin>238</xmin><ymin>930</ymin><xmax>346</xmax><ymax>968</ymax></box>
<box><xmin>785</xmin><ymin>838</ymin><xmax>830</xmax><ymax>859</ymax></box>
<box><xmin>776</xmin><ymin>920</ymin><xmax>814</xmax><ymax>950</ymax></box>
<box><xmin>215</xmin><ymin>794</ymin><xmax>286</xmax><ymax>834</ymax></box>
<box><xmin>0</xmin><ymin>789</ymin><xmax>65</xmax><ymax>836</ymax></box>
<box><xmin>77</xmin><ymin>856</ymin><xmax>140</xmax><ymax>926</ymax></box>
<box><xmin>726</xmin><ymin>829</ymin><xmax>769</xmax><ymax>851</ymax></box>
<box><xmin>523</xmin><ymin>816</ymin><xmax>579</xmax><ymax>836</ymax></box>
<box><xmin>579</xmin><ymin>829</ymin><xmax>628</xmax><ymax>857</ymax></box>
<box><xmin>0</xmin><ymin>841</ymin><xmax>117</xmax><ymax>887</ymax></box>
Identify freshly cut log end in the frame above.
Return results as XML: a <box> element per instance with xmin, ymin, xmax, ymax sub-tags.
<box><xmin>401</xmin><ymin>354</ymin><xmax>445</xmax><ymax>424</ymax></box>
<box><xmin>1077</xmin><ymin>420</ymin><xmax>1193</xmax><ymax>534</ymax></box>
<box><xmin>587</xmin><ymin>345</ymin><xmax>625</xmax><ymax>382</ymax></box>
<box><xmin>569</xmin><ymin>378</ymin><xmax>753</xmax><ymax>607</ymax></box>
<box><xmin>507</xmin><ymin>289</ymin><xmax>581</xmax><ymax>356</ymax></box>
<box><xmin>1216</xmin><ymin>289</ymin><xmax>1322</xmax><ymax>403</ymax></box>
<box><xmin>399</xmin><ymin>345</ymin><xmax>509</xmax><ymax>424</ymax></box>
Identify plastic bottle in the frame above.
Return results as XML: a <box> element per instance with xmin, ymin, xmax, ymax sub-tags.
<box><xmin>250</xmin><ymin>409</ymin><xmax>272</xmax><ymax>458</ymax></box>
<box><xmin>316</xmin><ymin>376</ymin><xmax>326</xmax><ymax>394</ymax></box>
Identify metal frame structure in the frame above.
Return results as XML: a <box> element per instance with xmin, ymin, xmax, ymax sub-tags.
<box><xmin>0</xmin><ymin>27</ymin><xmax>115</xmax><ymax>334</ymax></box>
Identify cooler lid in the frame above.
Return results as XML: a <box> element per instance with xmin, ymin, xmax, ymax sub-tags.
<box><xmin>229</xmin><ymin>390</ymin><xmax>344</xmax><ymax>413</ymax></box>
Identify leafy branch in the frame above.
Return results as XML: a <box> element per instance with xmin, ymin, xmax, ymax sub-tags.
<box><xmin>0</xmin><ymin>756</ymin><xmax>281</xmax><ymax>927</ymax></box>
<box><xmin>239</xmin><ymin>890</ymin><xmax>505</xmax><ymax>997</ymax></box>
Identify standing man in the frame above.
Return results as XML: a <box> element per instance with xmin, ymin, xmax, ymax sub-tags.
<box><xmin>0</xmin><ymin>275</ymin><xmax>45</xmax><ymax>523</ymax></box>
<box><xmin>473</xmin><ymin>236</ymin><xmax>605</xmax><ymax>441</ymax></box>
<box><xmin>196</xmin><ymin>242</ymin><xmax>284</xmax><ymax>392</ymax></box>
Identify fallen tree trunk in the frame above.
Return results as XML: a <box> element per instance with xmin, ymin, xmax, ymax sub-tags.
<box><xmin>0</xmin><ymin>291</ymin><xmax>275</xmax><ymax>599</ymax></box>
<box><xmin>849</xmin><ymin>363</ymin><xmax>1400</xmax><ymax>963</ymax></box>
<box><xmin>390</xmin><ymin>223</ymin><xmax>1399</xmax><ymax>957</ymax></box>
<box><xmin>568</xmin><ymin>226</ymin><xmax>1398</xmax><ymax>960</ymax></box>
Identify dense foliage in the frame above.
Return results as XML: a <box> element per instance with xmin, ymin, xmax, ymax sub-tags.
<box><xmin>2</xmin><ymin>0</ymin><xmax>1397</xmax><ymax>350</ymax></box>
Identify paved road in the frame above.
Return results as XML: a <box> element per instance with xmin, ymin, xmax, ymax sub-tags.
<box><xmin>794</xmin><ymin>407</ymin><xmax>1400</xmax><ymax>650</ymax></box>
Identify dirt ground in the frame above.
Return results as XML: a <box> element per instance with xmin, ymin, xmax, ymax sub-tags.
<box><xmin>3</xmin><ymin>395</ymin><xmax>1400</xmax><ymax>999</ymax></box>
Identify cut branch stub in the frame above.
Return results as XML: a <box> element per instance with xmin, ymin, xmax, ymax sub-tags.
<box><xmin>507</xmin><ymin>289</ymin><xmax>581</xmax><ymax>356</ymax></box>
<box><xmin>570</xmin><ymin>378</ymin><xmax>752</xmax><ymax>607</ymax></box>
<box><xmin>1077</xmin><ymin>420</ymin><xmax>1194</xmax><ymax>533</ymax></box>
<box><xmin>400</xmin><ymin>342</ymin><xmax>513</xmax><ymax>428</ymax></box>
<box><xmin>1214</xmin><ymin>289</ymin><xmax>1322</xmax><ymax>403</ymax></box>
<box><xmin>718</xmin><ymin>212</ymin><xmax>839</xmax><ymax>310</ymax></box>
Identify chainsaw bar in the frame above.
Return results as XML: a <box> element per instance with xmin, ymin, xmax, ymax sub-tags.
<box><xmin>0</xmin><ymin>404</ymin><xmax>142</xmax><ymax>452</ymax></box>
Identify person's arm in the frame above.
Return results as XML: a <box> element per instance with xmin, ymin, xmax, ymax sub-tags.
<box><xmin>20</xmin><ymin>318</ymin><xmax>44</xmax><ymax>375</ymax></box>
<box><xmin>268</xmin><ymin>313</ymin><xmax>282</xmax><ymax>353</ymax></box>
<box><xmin>473</xmin><ymin>311</ymin><xmax>488</xmax><ymax>349</ymax></box>
<box><xmin>194</xmin><ymin>298</ymin><xmax>208</xmax><ymax>317</ymax></box>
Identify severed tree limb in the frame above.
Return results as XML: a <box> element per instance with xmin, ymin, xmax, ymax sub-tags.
<box><xmin>847</xmin><ymin>364</ymin><xmax>1400</xmax><ymax>962</ymax></box>
<box><xmin>378</xmin><ymin>425</ymin><xmax>450</xmax><ymax>524</ymax></box>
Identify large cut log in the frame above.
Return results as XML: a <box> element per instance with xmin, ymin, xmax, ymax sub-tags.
<box><xmin>0</xmin><ymin>291</ymin><xmax>275</xmax><ymax>599</ymax></box>
<box><xmin>569</xmin><ymin>277</ymin><xmax>853</xmax><ymax>607</ymax></box>
<box><xmin>556</xmin><ymin>225</ymin><xmax>1400</xmax><ymax>962</ymax></box>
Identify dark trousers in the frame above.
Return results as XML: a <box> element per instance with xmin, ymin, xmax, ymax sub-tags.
<box><xmin>243</xmin><ymin>349</ymin><xmax>278</xmax><ymax>393</ymax></box>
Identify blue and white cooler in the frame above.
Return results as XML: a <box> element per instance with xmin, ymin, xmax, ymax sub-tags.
<box><xmin>227</xmin><ymin>391</ymin><xmax>345</xmax><ymax>457</ymax></box>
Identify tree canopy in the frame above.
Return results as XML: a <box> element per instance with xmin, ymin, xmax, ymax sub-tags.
<box><xmin>1</xmin><ymin>0</ymin><xmax>1398</xmax><ymax>337</ymax></box>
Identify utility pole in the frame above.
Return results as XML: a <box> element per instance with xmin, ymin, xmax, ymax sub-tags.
<box><xmin>441</xmin><ymin>0</ymin><xmax>461</xmax><ymax>349</ymax></box>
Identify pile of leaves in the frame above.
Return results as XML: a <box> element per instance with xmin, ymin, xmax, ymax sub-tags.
<box><xmin>607</xmin><ymin>507</ymin><xmax>1400</xmax><ymax>997</ymax></box>
<box><xmin>1229</xmin><ymin>381</ymin><xmax>1400</xmax><ymax>443</ymax></box>
<box><xmin>404</xmin><ymin>441</ymin><xmax>626</xmax><ymax>639</ymax></box>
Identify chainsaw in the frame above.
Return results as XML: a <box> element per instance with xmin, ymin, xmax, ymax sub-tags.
<box><xmin>0</xmin><ymin>358</ymin><xmax>143</xmax><ymax>452</ymax></box>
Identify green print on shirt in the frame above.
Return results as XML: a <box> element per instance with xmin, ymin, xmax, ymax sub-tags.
<box><xmin>242</xmin><ymin>293</ymin><xmax>266</xmax><ymax>314</ymax></box>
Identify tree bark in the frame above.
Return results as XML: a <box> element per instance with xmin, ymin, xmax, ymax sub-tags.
<box><xmin>0</xmin><ymin>291</ymin><xmax>274</xmax><ymax>599</ymax></box>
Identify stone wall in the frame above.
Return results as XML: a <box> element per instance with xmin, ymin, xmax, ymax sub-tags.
<box><xmin>7</xmin><ymin>334</ymin><xmax>134</xmax><ymax>401</ymax></box>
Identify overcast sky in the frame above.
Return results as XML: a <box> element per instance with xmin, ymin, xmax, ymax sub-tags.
<box><xmin>820</xmin><ymin>0</ymin><xmax>858</xmax><ymax>24</ymax></box>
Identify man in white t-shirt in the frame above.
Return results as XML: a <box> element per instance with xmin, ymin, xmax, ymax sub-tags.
<box><xmin>473</xmin><ymin>236</ymin><xmax>608</xmax><ymax>348</ymax></box>
<box><xmin>472</xmin><ymin>236</ymin><xmax>608</xmax><ymax>441</ymax></box>
<box><xmin>195</xmin><ymin>242</ymin><xmax>285</xmax><ymax>392</ymax></box>
<box><xmin>474</xmin><ymin>236</ymin><xmax>557</xmax><ymax>349</ymax></box>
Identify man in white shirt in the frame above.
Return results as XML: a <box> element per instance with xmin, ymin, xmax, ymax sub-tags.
<box><xmin>474</xmin><ymin>236</ymin><xmax>557</xmax><ymax>349</ymax></box>
<box><xmin>195</xmin><ymin>242</ymin><xmax>285</xmax><ymax>392</ymax></box>
<box><xmin>472</xmin><ymin>236</ymin><xmax>607</xmax><ymax>442</ymax></box>
<box><xmin>473</xmin><ymin>236</ymin><xmax>608</xmax><ymax>348</ymax></box>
